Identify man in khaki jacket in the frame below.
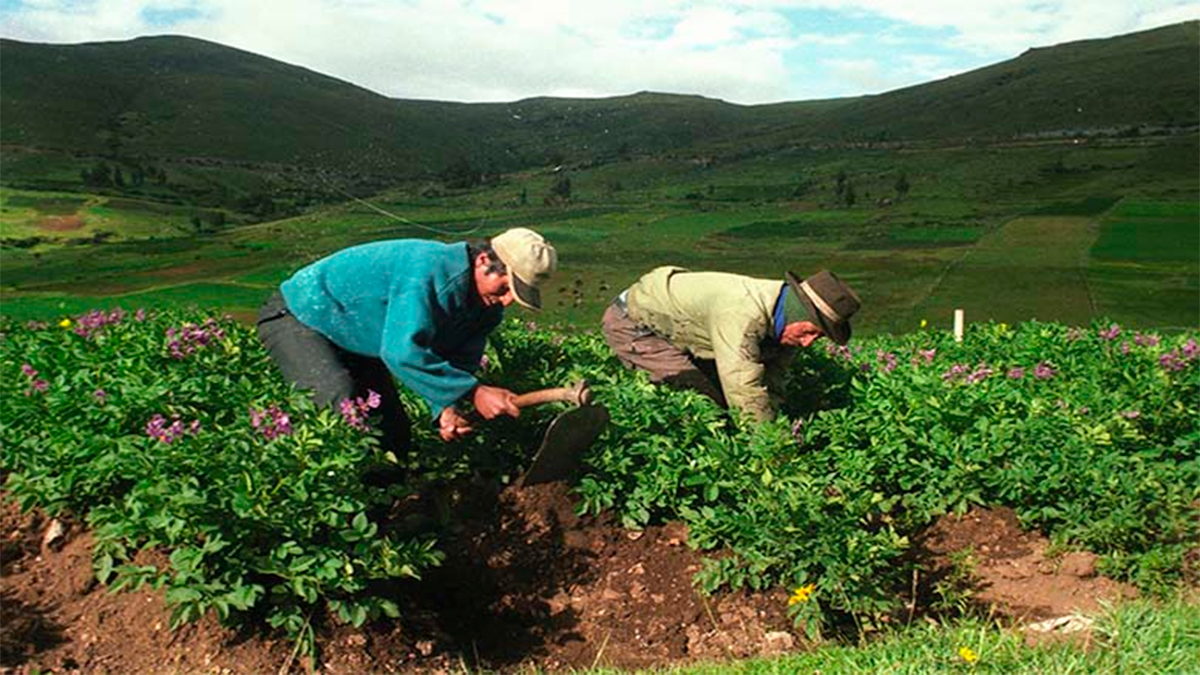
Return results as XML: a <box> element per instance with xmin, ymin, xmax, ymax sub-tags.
<box><xmin>601</xmin><ymin>267</ymin><xmax>860</xmax><ymax>421</ymax></box>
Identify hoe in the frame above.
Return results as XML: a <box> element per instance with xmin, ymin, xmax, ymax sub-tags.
<box><xmin>503</xmin><ymin>380</ymin><xmax>609</xmax><ymax>485</ymax></box>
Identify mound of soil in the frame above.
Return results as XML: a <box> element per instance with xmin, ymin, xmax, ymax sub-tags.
<box><xmin>915</xmin><ymin>506</ymin><xmax>1138</xmax><ymax>621</ymax></box>
<box><xmin>2</xmin><ymin>485</ymin><xmax>1138</xmax><ymax>674</ymax></box>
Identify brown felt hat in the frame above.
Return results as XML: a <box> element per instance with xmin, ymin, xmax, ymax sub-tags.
<box><xmin>785</xmin><ymin>269</ymin><xmax>861</xmax><ymax>345</ymax></box>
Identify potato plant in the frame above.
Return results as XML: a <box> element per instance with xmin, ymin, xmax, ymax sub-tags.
<box><xmin>2</xmin><ymin>309</ymin><xmax>1197</xmax><ymax>648</ymax></box>
<box><xmin>0</xmin><ymin>309</ymin><xmax>443</xmax><ymax>657</ymax></box>
<box><xmin>490</xmin><ymin>317</ymin><xmax>1200</xmax><ymax>633</ymax></box>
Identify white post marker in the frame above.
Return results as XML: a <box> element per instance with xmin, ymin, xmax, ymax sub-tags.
<box><xmin>954</xmin><ymin>309</ymin><xmax>964</xmax><ymax>342</ymax></box>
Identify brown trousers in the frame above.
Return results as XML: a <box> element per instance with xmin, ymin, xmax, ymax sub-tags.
<box><xmin>601</xmin><ymin>302</ymin><xmax>727</xmax><ymax>407</ymax></box>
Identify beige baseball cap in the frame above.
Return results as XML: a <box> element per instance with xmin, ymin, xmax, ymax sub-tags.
<box><xmin>491</xmin><ymin>227</ymin><xmax>557</xmax><ymax>310</ymax></box>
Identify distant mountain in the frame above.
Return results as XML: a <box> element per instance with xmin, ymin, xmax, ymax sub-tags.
<box><xmin>1</xmin><ymin>21</ymin><xmax>1196</xmax><ymax>182</ymax></box>
<box><xmin>0</xmin><ymin>35</ymin><xmax>489</xmax><ymax>177</ymax></box>
<box><xmin>757</xmin><ymin>20</ymin><xmax>1200</xmax><ymax>145</ymax></box>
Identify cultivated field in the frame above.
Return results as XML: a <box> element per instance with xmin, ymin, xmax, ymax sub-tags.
<box><xmin>2</xmin><ymin>136</ymin><xmax>1198</xmax><ymax>674</ymax></box>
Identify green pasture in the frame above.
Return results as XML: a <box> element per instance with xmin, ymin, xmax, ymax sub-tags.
<box><xmin>3</xmin><ymin>141</ymin><xmax>1198</xmax><ymax>332</ymax></box>
<box><xmin>0</xmin><ymin>186</ymin><xmax>221</xmax><ymax>241</ymax></box>
<box><xmin>1091</xmin><ymin>199</ymin><xmax>1200</xmax><ymax>263</ymax></box>
<box><xmin>1083</xmin><ymin>198</ymin><xmax>1200</xmax><ymax>328</ymax></box>
<box><xmin>915</xmin><ymin>216</ymin><xmax>1098</xmax><ymax>326</ymax></box>
<box><xmin>0</xmin><ymin>282</ymin><xmax>271</xmax><ymax>323</ymax></box>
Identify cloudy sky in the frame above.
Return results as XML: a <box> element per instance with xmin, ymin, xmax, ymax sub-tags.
<box><xmin>1</xmin><ymin>0</ymin><xmax>1197</xmax><ymax>104</ymax></box>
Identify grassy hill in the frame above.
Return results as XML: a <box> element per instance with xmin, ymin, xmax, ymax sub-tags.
<box><xmin>2</xmin><ymin>22</ymin><xmax>1197</xmax><ymax>179</ymax></box>
<box><xmin>0</xmin><ymin>36</ymin><xmax>489</xmax><ymax>172</ymax></box>
<box><xmin>1</xmin><ymin>22</ymin><xmax>1196</xmax><ymax>332</ymax></box>
<box><xmin>751</xmin><ymin>21</ymin><xmax>1200</xmax><ymax>146</ymax></box>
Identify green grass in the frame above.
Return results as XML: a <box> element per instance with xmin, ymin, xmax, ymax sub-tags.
<box><xmin>1086</xmin><ymin>264</ymin><xmax>1200</xmax><ymax>330</ymax></box>
<box><xmin>0</xmin><ymin>186</ymin><xmax>219</xmax><ymax>241</ymax></box>
<box><xmin>0</xmin><ymin>282</ymin><xmax>272</xmax><ymax>322</ymax></box>
<box><xmin>1081</xmin><ymin>198</ymin><xmax>1200</xmax><ymax>328</ymax></box>
<box><xmin>2</xmin><ymin>193</ymin><xmax>88</xmax><ymax>214</ymax></box>
<box><xmin>915</xmin><ymin>216</ymin><xmax>1100</xmax><ymax>326</ymax></box>
<box><xmin>1027</xmin><ymin>196</ymin><xmax>1121</xmax><ymax>216</ymax></box>
<box><xmin>579</xmin><ymin>596</ymin><xmax>1200</xmax><ymax>675</ymax></box>
<box><xmin>1092</xmin><ymin>219</ymin><xmax>1200</xmax><ymax>263</ymax></box>
<box><xmin>1091</xmin><ymin>199</ymin><xmax>1200</xmax><ymax>263</ymax></box>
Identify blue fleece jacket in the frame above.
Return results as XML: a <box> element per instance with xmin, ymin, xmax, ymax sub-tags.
<box><xmin>280</xmin><ymin>239</ymin><xmax>503</xmax><ymax>418</ymax></box>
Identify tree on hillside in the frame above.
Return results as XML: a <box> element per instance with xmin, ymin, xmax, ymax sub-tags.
<box><xmin>546</xmin><ymin>173</ymin><xmax>572</xmax><ymax>204</ymax></box>
<box><xmin>894</xmin><ymin>172</ymin><xmax>910</xmax><ymax>201</ymax></box>
<box><xmin>441</xmin><ymin>156</ymin><xmax>481</xmax><ymax>189</ymax></box>
<box><xmin>833</xmin><ymin>169</ymin><xmax>858</xmax><ymax>207</ymax></box>
<box><xmin>82</xmin><ymin>162</ymin><xmax>113</xmax><ymax>188</ymax></box>
<box><xmin>238</xmin><ymin>192</ymin><xmax>276</xmax><ymax>219</ymax></box>
<box><xmin>834</xmin><ymin>169</ymin><xmax>847</xmax><ymax>203</ymax></box>
<box><xmin>792</xmin><ymin>173</ymin><xmax>815</xmax><ymax>198</ymax></box>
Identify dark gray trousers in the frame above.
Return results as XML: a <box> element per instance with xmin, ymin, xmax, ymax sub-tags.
<box><xmin>256</xmin><ymin>292</ymin><xmax>412</xmax><ymax>454</ymax></box>
<box><xmin>600</xmin><ymin>300</ymin><xmax>728</xmax><ymax>407</ymax></box>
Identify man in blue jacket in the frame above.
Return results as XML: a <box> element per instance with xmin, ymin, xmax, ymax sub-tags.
<box><xmin>256</xmin><ymin>228</ymin><xmax>557</xmax><ymax>451</ymax></box>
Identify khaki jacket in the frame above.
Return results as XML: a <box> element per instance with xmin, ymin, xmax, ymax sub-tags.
<box><xmin>625</xmin><ymin>266</ymin><xmax>795</xmax><ymax>421</ymax></box>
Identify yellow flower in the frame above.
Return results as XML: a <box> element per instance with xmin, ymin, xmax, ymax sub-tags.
<box><xmin>59</xmin><ymin>318</ymin><xmax>72</xmax><ymax>328</ymax></box>
<box><xmin>958</xmin><ymin>646</ymin><xmax>979</xmax><ymax>664</ymax></box>
<box><xmin>788</xmin><ymin>583</ymin><xmax>816</xmax><ymax>605</ymax></box>
<box><xmin>920</xmin><ymin>319</ymin><xmax>928</xmax><ymax>328</ymax></box>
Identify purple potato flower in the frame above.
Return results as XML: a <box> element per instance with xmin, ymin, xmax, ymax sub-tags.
<box><xmin>166</xmin><ymin>318</ymin><xmax>227</xmax><ymax>359</ymax></box>
<box><xmin>876</xmin><ymin>350</ymin><xmax>898</xmax><ymax>373</ymax></box>
<box><xmin>250</xmin><ymin>405</ymin><xmax>294</xmax><ymax>440</ymax></box>
<box><xmin>1183</xmin><ymin>339</ymin><xmax>1199</xmax><ymax>360</ymax></box>
<box><xmin>145</xmin><ymin>413</ymin><xmax>200</xmax><ymax>444</ymax></box>
<box><xmin>1159</xmin><ymin>350</ymin><xmax>1186</xmax><ymax>372</ymax></box>
<box><xmin>1134</xmin><ymin>333</ymin><xmax>1161</xmax><ymax>348</ymax></box>
<box><xmin>75</xmin><ymin>308</ymin><xmax>127</xmax><ymax>338</ymax></box>
<box><xmin>791</xmin><ymin>418</ymin><xmax>804</xmax><ymax>446</ymax></box>
<box><xmin>339</xmin><ymin>390</ymin><xmax>382</xmax><ymax>431</ymax></box>
<box><xmin>942</xmin><ymin>362</ymin><xmax>994</xmax><ymax>384</ymax></box>
<box><xmin>20</xmin><ymin>363</ymin><xmax>49</xmax><ymax>395</ymax></box>
<box><xmin>965</xmin><ymin>364</ymin><xmax>995</xmax><ymax>384</ymax></box>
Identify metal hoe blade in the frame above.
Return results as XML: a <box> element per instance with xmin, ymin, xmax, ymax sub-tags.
<box><xmin>520</xmin><ymin>404</ymin><xmax>609</xmax><ymax>486</ymax></box>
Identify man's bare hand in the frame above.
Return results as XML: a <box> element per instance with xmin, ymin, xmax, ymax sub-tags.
<box><xmin>472</xmin><ymin>384</ymin><xmax>520</xmax><ymax>420</ymax></box>
<box><xmin>438</xmin><ymin>406</ymin><xmax>474</xmax><ymax>442</ymax></box>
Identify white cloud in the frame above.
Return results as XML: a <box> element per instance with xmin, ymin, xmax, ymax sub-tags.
<box><xmin>1</xmin><ymin>0</ymin><xmax>1197</xmax><ymax>103</ymax></box>
<box><xmin>1136</xmin><ymin>2</ymin><xmax>1200</xmax><ymax>28</ymax></box>
<box><xmin>822</xmin><ymin>56</ymin><xmax>892</xmax><ymax>92</ymax></box>
<box><xmin>835</xmin><ymin>0</ymin><xmax>1199</xmax><ymax>56</ymax></box>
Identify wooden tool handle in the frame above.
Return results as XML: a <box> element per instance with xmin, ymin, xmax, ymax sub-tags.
<box><xmin>512</xmin><ymin>380</ymin><xmax>593</xmax><ymax>408</ymax></box>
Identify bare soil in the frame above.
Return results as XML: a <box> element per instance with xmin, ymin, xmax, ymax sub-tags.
<box><xmin>36</xmin><ymin>216</ymin><xmax>85</xmax><ymax>232</ymax></box>
<box><xmin>2</xmin><ymin>482</ymin><xmax>1138</xmax><ymax>674</ymax></box>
